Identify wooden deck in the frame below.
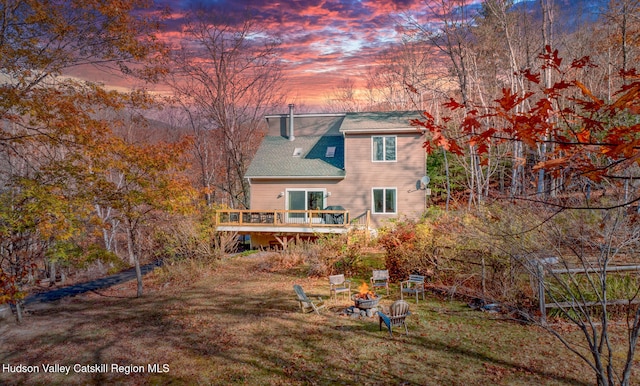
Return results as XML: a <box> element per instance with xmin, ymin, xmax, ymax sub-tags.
<box><xmin>214</xmin><ymin>209</ymin><xmax>372</xmax><ymax>229</ymax></box>
<box><xmin>214</xmin><ymin>209</ymin><xmax>371</xmax><ymax>248</ymax></box>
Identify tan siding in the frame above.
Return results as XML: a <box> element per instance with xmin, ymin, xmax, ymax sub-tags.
<box><xmin>248</xmin><ymin>132</ymin><xmax>426</xmax><ymax>229</ymax></box>
<box><xmin>340</xmin><ymin>133</ymin><xmax>426</xmax><ymax>227</ymax></box>
<box><xmin>249</xmin><ymin>179</ymin><xmax>343</xmax><ymax>210</ymax></box>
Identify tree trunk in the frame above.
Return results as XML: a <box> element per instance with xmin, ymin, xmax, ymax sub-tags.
<box><xmin>14</xmin><ymin>301</ymin><xmax>23</xmax><ymax>324</ymax></box>
<box><xmin>621</xmin><ymin>306</ymin><xmax>640</xmax><ymax>385</ymax></box>
<box><xmin>49</xmin><ymin>259</ymin><xmax>56</xmax><ymax>287</ymax></box>
<box><xmin>126</xmin><ymin>224</ymin><xmax>135</xmax><ymax>265</ymax></box>
<box><xmin>481</xmin><ymin>257</ymin><xmax>486</xmax><ymax>302</ymax></box>
<box><xmin>443</xmin><ymin>147</ymin><xmax>451</xmax><ymax>211</ymax></box>
<box><xmin>539</xmin><ymin>0</ymin><xmax>555</xmax><ymax>198</ymax></box>
<box><xmin>134</xmin><ymin>254</ymin><xmax>143</xmax><ymax>297</ymax></box>
<box><xmin>126</xmin><ymin>222</ymin><xmax>143</xmax><ymax>297</ymax></box>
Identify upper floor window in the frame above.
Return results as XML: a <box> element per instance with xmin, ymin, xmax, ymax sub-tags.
<box><xmin>372</xmin><ymin>136</ymin><xmax>396</xmax><ymax>162</ymax></box>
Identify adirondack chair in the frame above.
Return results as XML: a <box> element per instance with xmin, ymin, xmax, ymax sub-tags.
<box><xmin>378</xmin><ymin>300</ymin><xmax>411</xmax><ymax>337</ymax></box>
<box><xmin>293</xmin><ymin>285</ymin><xmax>326</xmax><ymax>315</ymax></box>
<box><xmin>400</xmin><ymin>274</ymin><xmax>426</xmax><ymax>303</ymax></box>
<box><xmin>329</xmin><ymin>274</ymin><xmax>351</xmax><ymax>302</ymax></box>
<box><xmin>370</xmin><ymin>269</ymin><xmax>390</xmax><ymax>295</ymax></box>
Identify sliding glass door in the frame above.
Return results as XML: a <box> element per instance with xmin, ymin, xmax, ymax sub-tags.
<box><xmin>287</xmin><ymin>189</ymin><xmax>325</xmax><ymax>223</ymax></box>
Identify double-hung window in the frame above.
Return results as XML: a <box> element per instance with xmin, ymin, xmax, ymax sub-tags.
<box><xmin>372</xmin><ymin>188</ymin><xmax>396</xmax><ymax>214</ymax></box>
<box><xmin>372</xmin><ymin>136</ymin><xmax>396</xmax><ymax>162</ymax></box>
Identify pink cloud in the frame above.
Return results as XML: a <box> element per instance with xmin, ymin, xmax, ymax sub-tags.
<box><xmin>74</xmin><ymin>0</ymin><xmax>443</xmax><ymax>108</ymax></box>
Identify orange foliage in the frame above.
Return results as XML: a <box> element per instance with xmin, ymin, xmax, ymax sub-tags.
<box><xmin>415</xmin><ymin>52</ymin><xmax>640</xmax><ymax>185</ymax></box>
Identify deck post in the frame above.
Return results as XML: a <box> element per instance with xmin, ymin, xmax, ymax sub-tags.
<box><xmin>275</xmin><ymin>235</ymin><xmax>288</xmax><ymax>249</ymax></box>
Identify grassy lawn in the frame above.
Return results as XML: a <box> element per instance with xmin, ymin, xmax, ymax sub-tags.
<box><xmin>0</xmin><ymin>253</ymin><xmax>636</xmax><ymax>385</ymax></box>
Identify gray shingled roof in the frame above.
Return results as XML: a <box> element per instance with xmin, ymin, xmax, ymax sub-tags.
<box><xmin>245</xmin><ymin>136</ymin><xmax>345</xmax><ymax>178</ymax></box>
<box><xmin>340</xmin><ymin>111</ymin><xmax>422</xmax><ymax>132</ymax></box>
<box><xmin>246</xmin><ymin>111</ymin><xmax>422</xmax><ymax>179</ymax></box>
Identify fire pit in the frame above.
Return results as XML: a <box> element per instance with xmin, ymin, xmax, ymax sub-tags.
<box><xmin>353</xmin><ymin>293</ymin><xmax>381</xmax><ymax>309</ymax></box>
<box><xmin>343</xmin><ymin>282</ymin><xmax>381</xmax><ymax>318</ymax></box>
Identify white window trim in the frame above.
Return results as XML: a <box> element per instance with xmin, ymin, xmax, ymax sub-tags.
<box><xmin>371</xmin><ymin>135</ymin><xmax>397</xmax><ymax>162</ymax></box>
<box><xmin>371</xmin><ymin>187</ymin><xmax>397</xmax><ymax>214</ymax></box>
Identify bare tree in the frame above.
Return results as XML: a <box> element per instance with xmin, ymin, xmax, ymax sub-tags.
<box><xmin>419</xmin><ymin>30</ymin><xmax>640</xmax><ymax>381</ymax></box>
<box><xmin>605</xmin><ymin>0</ymin><xmax>640</xmax><ymax>84</ymax></box>
<box><xmin>478</xmin><ymin>201</ymin><xmax>640</xmax><ymax>386</ymax></box>
<box><xmin>405</xmin><ymin>0</ymin><xmax>490</xmax><ymax>207</ymax></box>
<box><xmin>363</xmin><ymin>39</ymin><xmax>442</xmax><ymax>111</ymax></box>
<box><xmin>167</xmin><ymin>10</ymin><xmax>286</xmax><ymax>209</ymax></box>
<box><xmin>476</xmin><ymin>0</ymin><xmax>542</xmax><ymax>196</ymax></box>
<box><xmin>325</xmin><ymin>78</ymin><xmax>362</xmax><ymax>112</ymax></box>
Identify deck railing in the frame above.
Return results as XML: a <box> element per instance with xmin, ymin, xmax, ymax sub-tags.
<box><xmin>214</xmin><ymin>209</ymin><xmax>370</xmax><ymax>229</ymax></box>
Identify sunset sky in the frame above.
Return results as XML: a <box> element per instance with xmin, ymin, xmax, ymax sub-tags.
<box><xmin>69</xmin><ymin>0</ymin><xmax>599</xmax><ymax>109</ymax></box>
<box><xmin>152</xmin><ymin>0</ymin><xmax>450</xmax><ymax>108</ymax></box>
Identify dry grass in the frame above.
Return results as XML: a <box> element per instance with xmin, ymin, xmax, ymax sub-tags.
<box><xmin>0</xmin><ymin>253</ymin><xmax>637</xmax><ymax>385</ymax></box>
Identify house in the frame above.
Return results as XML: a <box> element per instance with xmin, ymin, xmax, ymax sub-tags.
<box><xmin>215</xmin><ymin>105</ymin><xmax>428</xmax><ymax>249</ymax></box>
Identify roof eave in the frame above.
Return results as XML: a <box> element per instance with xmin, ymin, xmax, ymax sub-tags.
<box><xmin>245</xmin><ymin>175</ymin><xmax>345</xmax><ymax>180</ymax></box>
<box><xmin>340</xmin><ymin>127</ymin><xmax>425</xmax><ymax>133</ymax></box>
<box><xmin>265</xmin><ymin>113</ymin><xmax>346</xmax><ymax>119</ymax></box>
